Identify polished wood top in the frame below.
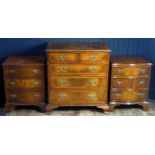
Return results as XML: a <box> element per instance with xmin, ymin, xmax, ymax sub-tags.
<box><xmin>111</xmin><ymin>57</ymin><xmax>152</xmax><ymax>65</ymax></box>
<box><xmin>46</xmin><ymin>42</ymin><xmax>111</xmax><ymax>51</ymax></box>
<box><xmin>3</xmin><ymin>56</ymin><xmax>45</xmax><ymax>66</ymax></box>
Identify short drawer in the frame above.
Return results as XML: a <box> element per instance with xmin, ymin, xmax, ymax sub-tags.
<box><xmin>80</xmin><ymin>52</ymin><xmax>109</xmax><ymax>63</ymax></box>
<box><xmin>48</xmin><ymin>77</ymin><xmax>107</xmax><ymax>90</ymax></box>
<box><xmin>5</xmin><ymin>78</ymin><xmax>44</xmax><ymax>90</ymax></box>
<box><xmin>112</xmin><ymin>66</ymin><xmax>151</xmax><ymax>78</ymax></box>
<box><xmin>48</xmin><ymin>91</ymin><xmax>106</xmax><ymax>103</ymax></box>
<box><xmin>48</xmin><ymin>64</ymin><xmax>107</xmax><ymax>75</ymax></box>
<box><xmin>48</xmin><ymin>52</ymin><xmax>78</xmax><ymax>63</ymax></box>
<box><xmin>6</xmin><ymin>91</ymin><xmax>45</xmax><ymax>104</ymax></box>
<box><xmin>3</xmin><ymin>66</ymin><xmax>44</xmax><ymax>78</ymax></box>
<box><xmin>111</xmin><ymin>78</ymin><xmax>149</xmax><ymax>89</ymax></box>
<box><xmin>111</xmin><ymin>90</ymin><xmax>148</xmax><ymax>102</ymax></box>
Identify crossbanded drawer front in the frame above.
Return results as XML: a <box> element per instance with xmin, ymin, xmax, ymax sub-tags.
<box><xmin>48</xmin><ymin>53</ymin><xmax>78</xmax><ymax>63</ymax></box>
<box><xmin>112</xmin><ymin>78</ymin><xmax>149</xmax><ymax>89</ymax></box>
<box><xmin>48</xmin><ymin>91</ymin><xmax>106</xmax><ymax>103</ymax></box>
<box><xmin>48</xmin><ymin>77</ymin><xmax>107</xmax><ymax>90</ymax></box>
<box><xmin>5</xmin><ymin>78</ymin><xmax>44</xmax><ymax>90</ymax></box>
<box><xmin>80</xmin><ymin>52</ymin><xmax>109</xmax><ymax>63</ymax></box>
<box><xmin>6</xmin><ymin>91</ymin><xmax>45</xmax><ymax>104</ymax></box>
<box><xmin>48</xmin><ymin>64</ymin><xmax>107</xmax><ymax>75</ymax></box>
<box><xmin>111</xmin><ymin>90</ymin><xmax>148</xmax><ymax>102</ymax></box>
<box><xmin>112</xmin><ymin>67</ymin><xmax>151</xmax><ymax>78</ymax></box>
<box><xmin>4</xmin><ymin>66</ymin><xmax>44</xmax><ymax>78</ymax></box>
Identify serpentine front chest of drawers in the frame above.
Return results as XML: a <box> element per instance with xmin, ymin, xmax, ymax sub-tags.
<box><xmin>110</xmin><ymin>57</ymin><xmax>152</xmax><ymax>111</ymax></box>
<box><xmin>46</xmin><ymin>42</ymin><xmax>111</xmax><ymax>111</ymax></box>
<box><xmin>3</xmin><ymin>57</ymin><xmax>46</xmax><ymax>112</ymax></box>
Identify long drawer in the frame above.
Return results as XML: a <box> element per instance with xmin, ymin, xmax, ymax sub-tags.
<box><xmin>48</xmin><ymin>77</ymin><xmax>107</xmax><ymax>90</ymax></box>
<box><xmin>6</xmin><ymin>91</ymin><xmax>45</xmax><ymax>104</ymax></box>
<box><xmin>5</xmin><ymin>78</ymin><xmax>44</xmax><ymax>90</ymax></box>
<box><xmin>48</xmin><ymin>91</ymin><xmax>106</xmax><ymax>103</ymax></box>
<box><xmin>111</xmin><ymin>90</ymin><xmax>148</xmax><ymax>102</ymax></box>
<box><xmin>48</xmin><ymin>64</ymin><xmax>108</xmax><ymax>75</ymax></box>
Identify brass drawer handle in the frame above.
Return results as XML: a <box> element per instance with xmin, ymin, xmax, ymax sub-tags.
<box><xmin>117</xmin><ymin>69</ymin><xmax>123</xmax><ymax>73</ymax></box>
<box><xmin>116</xmin><ymin>93</ymin><xmax>121</xmax><ymax>97</ymax></box>
<box><xmin>88</xmin><ymin>80</ymin><xmax>97</xmax><ymax>86</ymax></box>
<box><xmin>90</xmin><ymin>55</ymin><xmax>98</xmax><ymax>61</ymax></box>
<box><xmin>58</xmin><ymin>93</ymin><xmax>68</xmax><ymax>100</ymax></box>
<box><xmin>59</xmin><ymin>55</ymin><xmax>67</xmax><ymax>61</ymax></box>
<box><xmin>137</xmin><ymin>93</ymin><xmax>144</xmax><ymax>97</ymax></box>
<box><xmin>139</xmin><ymin>80</ymin><xmax>145</xmax><ymax>85</ymax></box>
<box><xmin>116</xmin><ymin>81</ymin><xmax>122</xmax><ymax>85</ymax></box>
<box><xmin>9</xmin><ymin>69</ymin><xmax>15</xmax><ymax>73</ymax></box>
<box><xmin>10</xmin><ymin>81</ymin><xmax>16</xmax><ymax>86</ymax></box>
<box><xmin>58</xmin><ymin>79</ymin><xmax>68</xmax><ymax>85</ymax></box>
<box><xmin>33</xmin><ymin>69</ymin><xmax>39</xmax><ymax>74</ymax></box>
<box><xmin>58</xmin><ymin>66</ymin><xmax>68</xmax><ymax>72</ymax></box>
<box><xmin>88</xmin><ymin>66</ymin><xmax>97</xmax><ymax>72</ymax></box>
<box><xmin>33</xmin><ymin>94</ymin><xmax>40</xmax><ymax>99</ymax></box>
<box><xmin>88</xmin><ymin>93</ymin><xmax>97</xmax><ymax>100</ymax></box>
<box><xmin>140</xmin><ymin>69</ymin><xmax>146</xmax><ymax>75</ymax></box>
<box><xmin>34</xmin><ymin>81</ymin><xmax>40</xmax><ymax>86</ymax></box>
<box><xmin>11</xmin><ymin>94</ymin><xmax>16</xmax><ymax>98</ymax></box>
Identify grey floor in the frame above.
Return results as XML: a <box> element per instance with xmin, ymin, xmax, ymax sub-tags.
<box><xmin>1</xmin><ymin>100</ymin><xmax>154</xmax><ymax>116</ymax></box>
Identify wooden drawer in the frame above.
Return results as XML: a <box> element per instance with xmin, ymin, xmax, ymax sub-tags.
<box><xmin>48</xmin><ymin>77</ymin><xmax>107</xmax><ymax>90</ymax></box>
<box><xmin>112</xmin><ymin>78</ymin><xmax>149</xmax><ymax>89</ymax></box>
<box><xmin>48</xmin><ymin>64</ymin><xmax>107</xmax><ymax>75</ymax></box>
<box><xmin>6</xmin><ymin>91</ymin><xmax>45</xmax><ymax>104</ymax></box>
<box><xmin>5</xmin><ymin>78</ymin><xmax>44</xmax><ymax>90</ymax></box>
<box><xmin>80</xmin><ymin>52</ymin><xmax>109</xmax><ymax>63</ymax></box>
<box><xmin>48</xmin><ymin>91</ymin><xmax>106</xmax><ymax>103</ymax></box>
<box><xmin>48</xmin><ymin>52</ymin><xmax>78</xmax><ymax>63</ymax></box>
<box><xmin>112</xmin><ymin>66</ymin><xmax>151</xmax><ymax>78</ymax></box>
<box><xmin>4</xmin><ymin>66</ymin><xmax>44</xmax><ymax>78</ymax></box>
<box><xmin>111</xmin><ymin>90</ymin><xmax>148</xmax><ymax>102</ymax></box>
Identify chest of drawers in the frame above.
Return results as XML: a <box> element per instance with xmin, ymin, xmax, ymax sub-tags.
<box><xmin>3</xmin><ymin>56</ymin><xmax>46</xmax><ymax>112</ymax></box>
<box><xmin>46</xmin><ymin>42</ymin><xmax>111</xmax><ymax>111</ymax></box>
<box><xmin>110</xmin><ymin>57</ymin><xmax>152</xmax><ymax>111</ymax></box>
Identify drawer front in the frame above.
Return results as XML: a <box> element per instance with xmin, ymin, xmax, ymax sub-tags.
<box><xmin>48</xmin><ymin>91</ymin><xmax>106</xmax><ymax>103</ymax></box>
<box><xmin>49</xmin><ymin>77</ymin><xmax>107</xmax><ymax>90</ymax></box>
<box><xmin>5</xmin><ymin>78</ymin><xmax>44</xmax><ymax>90</ymax></box>
<box><xmin>6</xmin><ymin>91</ymin><xmax>45</xmax><ymax>104</ymax></box>
<box><xmin>112</xmin><ymin>67</ymin><xmax>150</xmax><ymax>77</ymax></box>
<box><xmin>48</xmin><ymin>53</ymin><xmax>78</xmax><ymax>63</ymax></box>
<box><xmin>4</xmin><ymin>66</ymin><xmax>44</xmax><ymax>78</ymax></box>
<box><xmin>80</xmin><ymin>52</ymin><xmax>109</xmax><ymax>63</ymax></box>
<box><xmin>112</xmin><ymin>78</ymin><xmax>149</xmax><ymax>89</ymax></box>
<box><xmin>111</xmin><ymin>90</ymin><xmax>148</xmax><ymax>102</ymax></box>
<box><xmin>48</xmin><ymin>64</ymin><xmax>107</xmax><ymax>75</ymax></box>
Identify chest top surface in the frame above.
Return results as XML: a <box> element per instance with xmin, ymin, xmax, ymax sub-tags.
<box><xmin>111</xmin><ymin>57</ymin><xmax>152</xmax><ymax>66</ymax></box>
<box><xmin>46</xmin><ymin>42</ymin><xmax>111</xmax><ymax>52</ymax></box>
<box><xmin>3</xmin><ymin>56</ymin><xmax>45</xmax><ymax>66</ymax></box>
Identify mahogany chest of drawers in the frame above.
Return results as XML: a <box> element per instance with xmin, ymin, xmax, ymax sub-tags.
<box><xmin>110</xmin><ymin>57</ymin><xmax>152</xmax><ymax>111</ymax></box>
<box><xmin>3</xmin><ymin>56</ymin><xmax>46</xmax><ymax>112</ymax></box>
<box><xmin>46</xmin><ymin>42</ymin><xmax>111</xmax><ymax>111</ymax></box>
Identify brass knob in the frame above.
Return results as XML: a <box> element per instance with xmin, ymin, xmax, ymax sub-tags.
<box><xmin>9</xmin><ymin>69</ymin><xmax>15</xmax><ymax>73</ymax></box>
<box><xmin>90</xmin><ymin>55</ymin><xmax>98</xmax><ymax>61</ymax></box>
<box><xmin>116</xmin><ymin>93</ymin><xmax>121</xmax><ymax>97</ymax></box>
<box><xmin>58</xmin><ymin>79</ymin><xmax>68</xmax><ymax>85</ymax></box>
<box><xmin>88</xmin><ymin>93</ymin><xmax>97</xmax><ymax>100</ymax></box>
<box><xmin>11</xmin><ymin>94</ymin><xmax>16</xmax><ymax>98</ymax></box>
<box><xmin>58</xmin><ymin>93</ymin><xmax>68</xmax><ymax>100</ymax></box>
<box><xmin>140</xmin><ymin>69</ymin><xmax>145</xmax><ymax>75</ymax></box>
<box><xmin>10</xmin><ymin>81</ymin><xmax>16</xmax><ymax>86</ymax></box>
<box><xmin>34</xmin><ymin>81</ymin><xmax>40</xmax><ymax>86</ymax></box>
<box><xmin>58</xmin><ymin>66</ymin><xmax>68</xmax><ymax>72</ymax></box>
<box><xmin>139</xmin><ymin>80</ymin><xmax>145</xmax><ymax>85</ymax></box>
<box><xmin>117</xmin><ymin>69</ymin><xmax>123</xmax><ymax>73</ymax></box>
<box><xmin>33</xmin><ymin>69</ymin><xmax>39</xmax><ymax>74</ymax></box>
<box><xmin>59</xmin><ymin>55</ymin><xmax>67</xmax><ymax>61</ymax></box>
<box><xmin>88</xmin><ymin>79</ymin><xmax>97</xmax><ymax>86</ymax></box>
<box><xmin>88</xmin><ymin>66</ymin><xmax>97</xmax><ymax>72</ymax></box>
<box><xmin>116</xmin><ymin>81</ymin><xmax>122</xmax><ymax>85</ymax></box>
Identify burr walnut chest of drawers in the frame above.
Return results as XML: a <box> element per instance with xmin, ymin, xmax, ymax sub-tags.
<box><xmin>110</xmin><ymin>57</ymin><xmax>152</xmax><ymax>111</ymax></box>
<box><xmin>3</xmin><ymin>56</ymin><xmax>46</xmax><ymax>112</ymax></box>
<box><xmin>46</xmin><ymin>42</ymin><xmax>111</xmax><ymax>111</ymax></box>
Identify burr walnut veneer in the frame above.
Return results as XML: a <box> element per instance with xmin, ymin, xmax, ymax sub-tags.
<box><xmin>3</xmin><ymin>57</ymin><xmax>46</xmax><ymax>112</ymax></box>
<box><xmin>110</xmin><ymin>57</ymin><xmax>152</xmax><ymax>111</ymax></box>
<box><xmin>46</xmin><ymin>42</ymin><xmax>111</xmax><ymax>111</ymax></box>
